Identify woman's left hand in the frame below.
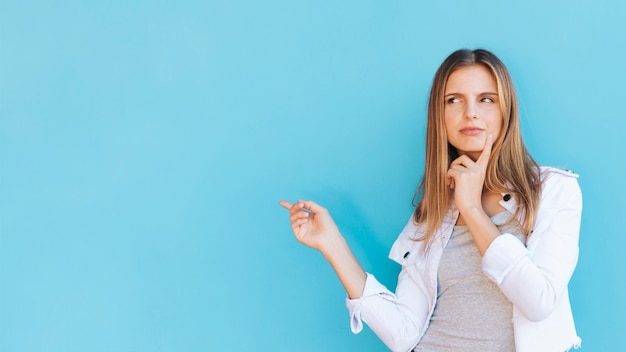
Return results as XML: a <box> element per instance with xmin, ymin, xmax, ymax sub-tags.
<box><xmin>447</xmin><ymin>134</ymin><xmax>493</xmax><ymax>212</ymax></box>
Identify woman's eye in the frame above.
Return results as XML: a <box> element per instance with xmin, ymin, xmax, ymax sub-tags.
<box><xmin>446</xmin><ymin>97</ymin><xmax>460</xmax><ymax>104</ymax></box>
<box><xmin>481</xmin><ymin>97</ymin><xmax>495</xmax><ymax>103</ymax></box>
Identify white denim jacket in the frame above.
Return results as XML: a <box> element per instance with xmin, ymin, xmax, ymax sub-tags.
<box><xmin>346</xmin><ymin>167</ymin><xmax>582</xmax><ymax>352</ymax></box>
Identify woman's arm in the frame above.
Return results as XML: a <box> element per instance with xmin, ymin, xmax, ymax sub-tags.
<box><xmin>446</xmin><ymin>132</ymin><xmax>582</xmax><ymax>321</ymax></box>
<box><xmin>482</xmin><ymin>171</ymin><xmax>582</xmax><ymax>321</ymax></box>
<box><xmin>279</xmin><ymin>200</ymin><xmax>367</xmax><ymax>299</ymax></box>
<box><xmin>279</xmin><ymin>201</ymin><xmax>429</xmax><ymax>351</ymax></box>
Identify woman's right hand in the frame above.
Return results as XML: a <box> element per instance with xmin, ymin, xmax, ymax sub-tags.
<box><xmin>279</xmin><ymin>200</ymin><xmax>341</xmax><ymax>252</ymax></box>
<box><xmin>279</xmin><ymin>200</ymin><xmax>367</xmax><ymax>299</ymax></box>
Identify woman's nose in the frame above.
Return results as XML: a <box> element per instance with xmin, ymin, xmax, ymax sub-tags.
<box><xmin>464</xmin><ymin>101</ymin><xmax>478</xmax><ymax>119</ymax></box>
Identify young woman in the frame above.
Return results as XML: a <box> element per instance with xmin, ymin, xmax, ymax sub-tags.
<box><xmin>279</xmin><ymin>49</ymin><xmax>582</xmax><ymax>352</ymax></box>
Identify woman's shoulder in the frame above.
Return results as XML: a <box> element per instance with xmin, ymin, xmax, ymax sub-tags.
<box><xmin>538</xmin><ymin>166</ymin><xmax>582</xmax><ymax>205</ymax></box>
<box><xmin>539</xmin><ymin>166</ymin><xmax>579</xmax><ymax>180</ymax></box>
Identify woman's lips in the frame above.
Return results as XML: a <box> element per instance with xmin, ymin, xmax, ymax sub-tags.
<box><xmin>460</xmin><ymin>127</ymin><xmax>485</xmax><ymax>135</ymax></box>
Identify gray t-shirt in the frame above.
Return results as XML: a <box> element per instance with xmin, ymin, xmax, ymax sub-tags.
<box><xmin>414</xmin><ymin>211</ymin><xmax>526</xmax><ymax>352</ymax></box>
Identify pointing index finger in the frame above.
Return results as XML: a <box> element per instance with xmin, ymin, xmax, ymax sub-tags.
<box><xmin>477</xmin><ymin>133</ymin><xmax>493</xmax><ymax>167</ymax></box>
<box><xmin>279</xmin><ymin>200</ymin><xmax>294</xmax><ymax>210</ymax></box>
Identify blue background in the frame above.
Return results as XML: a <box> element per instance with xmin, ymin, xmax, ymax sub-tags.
<box><xmin>1</xmin><ymin>1</ymin><xmax>624</xmax><ymax>351</ymax></box>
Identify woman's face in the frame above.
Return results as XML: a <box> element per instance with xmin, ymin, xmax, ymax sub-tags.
<box><xmin>444</xmin><ymin>64</ymin><xmax>502</xmax><ymax>161</ymax></box>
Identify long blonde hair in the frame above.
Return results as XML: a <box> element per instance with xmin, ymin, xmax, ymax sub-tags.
<box><xmin>413</xmin><ymin>49</ymin><xmax>541</xmax><ymax>243</ymax></box>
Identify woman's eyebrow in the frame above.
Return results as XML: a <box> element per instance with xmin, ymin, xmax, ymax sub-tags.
<box><xmin>444</xmin><ymin>91</ymin><xmax>498</xmax><ymax>96</ymax></box>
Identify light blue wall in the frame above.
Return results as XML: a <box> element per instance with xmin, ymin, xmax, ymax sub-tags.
<box><xmin>1</xmin><ymin>1</ymin><xmax>624</xmax><ymax>351</ymax></box>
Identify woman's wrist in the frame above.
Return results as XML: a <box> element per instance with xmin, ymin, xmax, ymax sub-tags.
<box><xmin>459</xmin><ymin>204</ymin><xmax>486</xmax><ymax>217</ymax></box>
<box><xmin>319</xmin><ymin>231</ymin><xmax>348</xmax><ymax>259</ymax></box>
<box><xmin>316</xmin><ymin>230</ymin><xmax>367</xmax><ymax>299</ymax></box>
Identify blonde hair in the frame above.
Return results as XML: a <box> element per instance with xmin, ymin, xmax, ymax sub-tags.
<box><xmin>413</xmin><ymin>49</ymin><xmax>541</xmax><ymax>243</ymax></box>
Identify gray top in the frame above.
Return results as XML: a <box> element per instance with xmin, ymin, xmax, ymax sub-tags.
<box><xmin>414</xmin><ymin>211</ymin><xmax>526</xmax><ymax>352</ymax></box>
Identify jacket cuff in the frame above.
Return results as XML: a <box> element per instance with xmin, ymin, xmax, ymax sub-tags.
<box><xmin>482</xmin><ymin>233</ymin><xmax>528</xmax><ymax>284</ymax></box>
<box><xmin>346</xmin><ymin>273</ymin><xmax>395</xmax><ymax>333</ymax></box>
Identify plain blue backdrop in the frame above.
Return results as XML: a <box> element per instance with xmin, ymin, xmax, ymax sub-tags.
<box><xmin>1</xmin><ymin>1</ymin><xmax>624</xmax><ymax>351</ymax></box>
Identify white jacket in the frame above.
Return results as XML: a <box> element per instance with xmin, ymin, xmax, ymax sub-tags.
<box><xmin>346</xmin><ymin>167</ymin><xmax>582</xmax><ymax>352</ymax></box>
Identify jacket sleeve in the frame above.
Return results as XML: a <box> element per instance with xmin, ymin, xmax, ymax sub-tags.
<box><xmin>481</xmin><ymin>170</ymin><xmax>582</xmax><ymax>321</ymax></box>
<box><xmin>345</xmin><ymin>219</ymin><xmax>432</xmax><ymax>352</ymax></box>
